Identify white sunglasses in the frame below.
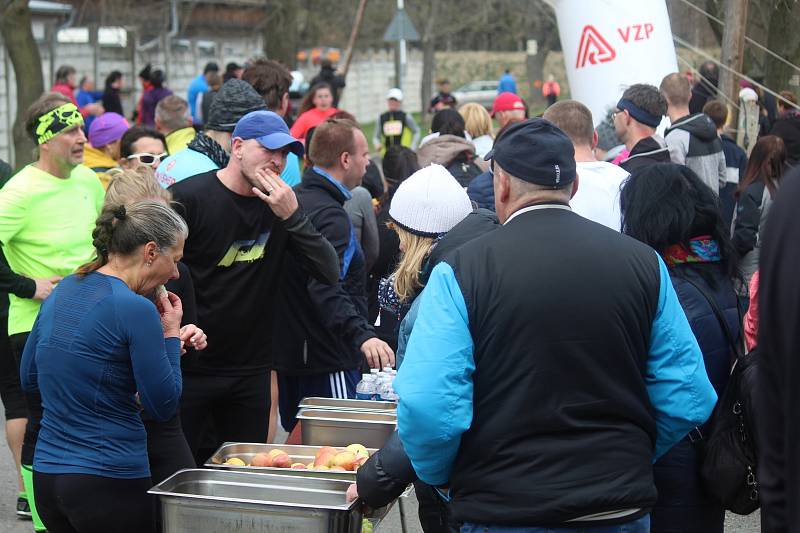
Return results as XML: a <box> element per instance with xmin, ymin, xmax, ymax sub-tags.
<box><xmin>127</xmin><ymin>152</ymin><xmax>168</xmax><ymax>165</ymax></box>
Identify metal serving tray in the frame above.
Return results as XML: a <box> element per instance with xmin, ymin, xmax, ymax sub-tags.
<box><xmin>296</xmin><ymin>408</ymin><xmax>397</xmax><ymax>449</ymax></box>
<box><xmin>205</xmin><ymin>443</ymin><xmax>378</xmax><ymax>482</ymax></box>
<box><xmin>149</xmin><ymin>469</ymin><xmax>361</xmax><ymax>533</ymax></box>
<box><xmin>298</xmin><ymin>397</ymin><xmax>397</xmax><ymax>414</ymax></box>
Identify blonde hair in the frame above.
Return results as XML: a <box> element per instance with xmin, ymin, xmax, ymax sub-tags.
<box><xmin>459</xmin><ymin>103</ymin><xmax>493</xmax><ymax>139</ymax></box>
<box><xmin>391</xmin><ymin>225</ymin><xmax>436</xmax><ymax>303</ymax></box>
<box><xmin>104</xmin><ymin>167</ymin><xmax>172</xmax><ymax>208</ymax></box>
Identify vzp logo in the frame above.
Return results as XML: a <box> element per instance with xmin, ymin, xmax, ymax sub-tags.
<box><xmin>575</xmin><ymin>25</ymin><xmax>616</xmax><ymax>69</ymax></box>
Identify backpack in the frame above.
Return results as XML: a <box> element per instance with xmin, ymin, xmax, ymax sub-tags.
<box><xmin>446</xmin><ymin>153</ymin><xmax>483</xmax><ymax>188</ymax></box>
<box><xmin>682</xmin><ymin>276</ymin><xmax>760</xmax><ymax>515</ymax></box>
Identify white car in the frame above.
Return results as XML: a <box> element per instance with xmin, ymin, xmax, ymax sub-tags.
<box><xmin>453</xmin><ymin>80</ymin><xmax>499</xmax><ymax>110</ymax></box>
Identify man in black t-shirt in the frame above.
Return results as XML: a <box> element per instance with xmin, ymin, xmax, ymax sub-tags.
<box><xmin>169</xmin><ymin>110</ymin><xmax>338</xmax><ymax>459</ymax></box>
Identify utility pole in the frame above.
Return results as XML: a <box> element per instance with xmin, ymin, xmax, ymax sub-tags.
<box><xmin>718</xmin><ymin>0</ymin><xmax>748</xmax><ymax>131</ymax></box>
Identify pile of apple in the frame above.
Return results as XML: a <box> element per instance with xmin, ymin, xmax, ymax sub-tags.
<box><xmin>223</xmin><ymin>444</ymin><xmax>370</xmax><ymax>472</ymax></box>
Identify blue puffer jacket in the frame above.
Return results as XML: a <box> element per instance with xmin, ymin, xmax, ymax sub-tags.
<box><xmin>651</xmin><ymin>262</ymin><xmax>739</xmax><ymax>533</ymax></box>
<box><xmin>466</xmin><ymin>171</ymin><xmax>494</xmax><ymax>211</ymax></box>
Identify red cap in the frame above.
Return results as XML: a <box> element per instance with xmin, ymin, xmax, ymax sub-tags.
<box><xmin>491</xmin><ymin>92</ymin><xmax>525</xmax><ymax>117</ymax></box>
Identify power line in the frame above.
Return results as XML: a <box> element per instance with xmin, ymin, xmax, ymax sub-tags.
<box><xmin>675</xmin><ymin>0</ymin><xmax>800</xmax><ymax>76</ymax></box>
<box><xmin>672</xmin><ymin>34</ymin><xmax>800</xmax><ymax>111</ymax></box>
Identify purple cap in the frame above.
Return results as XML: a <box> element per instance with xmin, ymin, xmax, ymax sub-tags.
<box><xmin>88</xmin><ymin>112</ymin><xmax>130</xmax><ymax>148</ymax></box>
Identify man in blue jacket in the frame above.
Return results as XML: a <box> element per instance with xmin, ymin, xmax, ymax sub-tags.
<box><xmin>394</xmin><ymin>118</ymin><xmax>718</xmax><ymax>532</ymax></box>
<box><xmin>272</xmin><ymin>118</ymin><xmax>395</xmax><ymax>432</ymax></box>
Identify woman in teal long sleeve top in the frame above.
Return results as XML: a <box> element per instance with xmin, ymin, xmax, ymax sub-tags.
<box><xmin>20</xmin><ymin>199</ymin><xmax>187</xmax><ymax>533</ymax></box>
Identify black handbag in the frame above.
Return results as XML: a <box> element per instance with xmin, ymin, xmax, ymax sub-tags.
<box><xmin>682</xmin><ymin>276</ymin><xmax>760</xmax><ymax>515</ymax></box>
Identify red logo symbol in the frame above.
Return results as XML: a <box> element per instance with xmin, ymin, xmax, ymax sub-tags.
<box><xmin>575</xmin><ymin>25</ymin><xmax>617</xmax><ymax>69</ymax></box>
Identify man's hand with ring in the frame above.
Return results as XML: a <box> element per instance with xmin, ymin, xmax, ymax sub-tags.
<box><xmin>252</xmin><ymin>168</ymin><xmax>299</xmax><ymax>220</ymax></box>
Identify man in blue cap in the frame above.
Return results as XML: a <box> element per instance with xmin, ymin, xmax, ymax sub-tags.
<box><xmin>393</xmin><ymin>118</ymin><xmax>717</xmax><ymax>532</ymax></box>
<box><xmin>169</xmin><ymin>110</ymin><xmax>339</xmax><ymax>460</ymax></box>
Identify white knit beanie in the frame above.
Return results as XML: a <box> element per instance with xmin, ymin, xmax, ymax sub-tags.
<box><xmin>389</xmin><ymin>164</ymin><xmax>473</xmax><ymax>237</ymax></box>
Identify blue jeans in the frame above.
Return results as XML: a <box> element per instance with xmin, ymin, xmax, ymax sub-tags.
<box><xmin>461</xmin><ymin>514</ymin><xmax>650</xmax><ymax>533</ymax></box>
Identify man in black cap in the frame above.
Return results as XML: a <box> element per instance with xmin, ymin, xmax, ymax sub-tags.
<box><xmin>393</xmin><ymin>118</ymin><xmax>717</xmax><ymax>531</ymax></box>
<box><xmin>614</xmin><ymin>84</ymin><xmax>670</xmax><ymax>173</ymax></box>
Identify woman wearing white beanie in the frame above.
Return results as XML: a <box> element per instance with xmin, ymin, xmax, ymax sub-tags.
<box><xmin>378</xmin><ymin>164</ymin><xmax>474</xmax><ymax>366</ymax></box>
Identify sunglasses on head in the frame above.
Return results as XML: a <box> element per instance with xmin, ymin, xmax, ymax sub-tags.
<box><xmin>127</xmin><ymin>152</ymin><xmax>168</xmax><ymax>165</ymax></box>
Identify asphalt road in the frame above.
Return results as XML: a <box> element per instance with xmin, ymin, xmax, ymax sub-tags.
<box><xmin>0</xmin><ymin>411</ymin><xmax>762</xmax><ymax>532</ymax></box>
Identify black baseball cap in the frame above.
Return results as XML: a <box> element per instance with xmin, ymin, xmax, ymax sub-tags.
<box><xmin>485</xmin><ymin>118</ymin><xmax>576</xmax><ymax>188</ymax></box>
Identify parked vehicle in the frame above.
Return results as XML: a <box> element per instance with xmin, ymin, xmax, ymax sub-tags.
<box><xmin>453</xmin><ymin>80</ymin><xmax>498</xmax><ymax>110</ymax></box>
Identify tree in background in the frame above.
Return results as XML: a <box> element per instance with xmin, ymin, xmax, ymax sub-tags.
<box><xmin>1</xmin><ymin>0</ymin><xmax>44</xmax><ymax>169</ymax></box>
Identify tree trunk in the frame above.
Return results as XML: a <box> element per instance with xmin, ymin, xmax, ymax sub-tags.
<box><xmin>263</xmin><ymin>1</ymin><xmax>298</xmax><ymax>68</ymax></box>
<box><xmin>764</xmin><ymin>0</ymin><xmax>800</xmax><ymax>92</ymax></box>
<box><xmin>718</xmin><ymin>0</ymin><xmax>748</xmax><ymax>127</ymax></box>
<box><xmin>1</xmin><ymin>0</ymin><xmax>44</xmax><ymax>169</ymax></box>
<box><xmin>339</xmin><ymin>0</ymin><xmax>369</xmax><ymax>78</ymax></box>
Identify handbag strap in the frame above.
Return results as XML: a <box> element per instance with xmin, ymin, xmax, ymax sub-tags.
<box><xmin>679</xmin><ymin>274</ymin><xmax>744</xmax><ymax>359</ymax></box>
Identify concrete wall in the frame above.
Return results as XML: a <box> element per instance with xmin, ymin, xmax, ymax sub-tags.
<box><xmin>0</xmin><ymin>29</ymin><xmax>264</xmax><ymax>166</ymax></box>
<box><xmin>325</xmin><ymin>48</ymin><xmax>424</xmax><ymax>125</ymax></box>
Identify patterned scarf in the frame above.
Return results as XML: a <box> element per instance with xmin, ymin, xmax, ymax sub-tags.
<box><xmin>663</xmin><ymin>236</ymin><xmax>721</xmax><ymax>267</ymax></box>
<box><xmin>188</xmin><ymin>133</ymin><xmax>229</xmax><ymax>169</ymax></box>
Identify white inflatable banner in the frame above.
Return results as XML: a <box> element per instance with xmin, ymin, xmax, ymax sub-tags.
<box><xmin>546</xmin><ymin>0</ymin><xmax>679</xmax><ymax>125</ymax></box>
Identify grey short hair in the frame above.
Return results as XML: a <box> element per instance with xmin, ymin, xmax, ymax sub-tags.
<box><xmin>78</xmin><ymin>200</ymin><xmax>188</xmax><ymax>276</ymax></box>
<box><xmin>155</xmin><ymin>95</ymin><xmax>191</xmax><ymax>131</ymax></box>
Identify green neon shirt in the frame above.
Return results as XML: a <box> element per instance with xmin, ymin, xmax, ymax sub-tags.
<box><xmin>0</xmin><ymin>164</ymin><xmax>104</xmax><ymax>334</ymax></box>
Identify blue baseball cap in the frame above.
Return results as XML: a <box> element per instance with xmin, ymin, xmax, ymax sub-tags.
<box><xmin>232</xmin><ymin>110</ymin><xmax>304</xmax><ymax>157</ymax></box>
<box><xmin>485</xmin><ymin>118</ymin><xmax>576</xmax><ymax>188</ymax></box>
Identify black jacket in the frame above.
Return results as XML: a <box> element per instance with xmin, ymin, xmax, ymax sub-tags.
<box><xmin>444</xmin><ymin>208</ymin><xmax>663</xmax><ymax>526</ymax></box>
<box><xmin>757</xmin><ymin>168</ymin><xmax>800</xmax><ymax>533</ymax></box>
<box><xmin>620</xmin><ymin>136</ymin><xmax>671</xmax><ymax>173</ymax></box>
<box><xmin>770</xmin><ymin>111</ymin><xmax>800</xmax><ymax>166</ymax></box>
<box><xmin>272</xmin><ymin>168</ymin><xmax>373</xmax><ymax>375</ymax></box>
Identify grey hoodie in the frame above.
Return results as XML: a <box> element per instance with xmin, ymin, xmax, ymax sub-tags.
<box><xmin>664</xmin><ymin>113</ymin><xmax>726</xmax><ymax>194</ymax></box>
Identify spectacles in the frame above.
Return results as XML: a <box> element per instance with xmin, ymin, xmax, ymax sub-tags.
<box><xmin>612</xmin><ymin>109</ymin><xmax>624</xmax><ymax>120</ymax></box>
<box><xmin>127</xmin><ymin>152</ymin><xmax>167</xmax><ymax>165</ymax></box>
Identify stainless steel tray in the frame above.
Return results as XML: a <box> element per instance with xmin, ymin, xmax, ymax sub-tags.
<box><xmin>149</xmin><ymin>469</ymin><xmax>361</xmax><ymax>533</ymax></box>
<box><xmin>297</xmin><ymin>408</ymin><xmax>397</xmax><ymax>449</ymax></box>
<box><xmin>298</xmin><ymin>397</ymin><xmax>397</xmax><ymax>413</ymax></box>
<box><xmin>205</xmin><ymin>443</ymin><xmax>378</xmax><ymax>482</ymax></box>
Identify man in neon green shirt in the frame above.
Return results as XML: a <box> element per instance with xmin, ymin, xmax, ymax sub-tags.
<box><xmin>0</xmin><ymin>92</ymin><xmax>104</xmax><ymax>530</ymax></box>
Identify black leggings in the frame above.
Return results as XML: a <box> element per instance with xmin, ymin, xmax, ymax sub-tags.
<box><xmin>33</xmin><ymin>471</ymin><xmax>155</xmax><ymax>533</ymax></box>
<box><xmin>180</xmin><ymin>371</ymin><xmax>270</xmax><ymax>465</ymax></box>
<box><xmin>10</xmin><ymin>332</ymin><xmax>41</xmax><ymax>465</ymax></box>
<box><xmin>0</xmin><ymin>314</ymin><xmax>25</xmax><ymax>420</ymax></box>
<box><xmin>144</xmin><ymin>413</ymin><xmax>195</xmax><ymax>485</ymax></box>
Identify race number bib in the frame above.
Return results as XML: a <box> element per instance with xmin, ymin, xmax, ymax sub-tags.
<box><xmin>382</xmin><ymin>120</ymin><xmax>403</xmax><ymax>137</ymax></box>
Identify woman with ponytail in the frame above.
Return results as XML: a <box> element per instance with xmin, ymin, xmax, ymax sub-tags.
<box><xmin>105</xmin><ymin>167</ymin><xmax>207</xmax><ymax>487</ymax></box>
<box><xmin>19</xmin><ymin>199</ymin><xmax>188</xmax><ymax>533</ymax></box>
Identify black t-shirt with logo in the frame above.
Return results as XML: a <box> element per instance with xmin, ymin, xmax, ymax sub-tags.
<box><xmin>169</xmin><ymin>170</ymin><xmax>339</xmax><ymax>376</ymax></box>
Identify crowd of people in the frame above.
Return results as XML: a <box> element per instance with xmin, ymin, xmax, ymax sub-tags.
<box><xmin>0</xmin><ymin>51</ymin><xmax>799</xmax><ymax>533</ymax></box>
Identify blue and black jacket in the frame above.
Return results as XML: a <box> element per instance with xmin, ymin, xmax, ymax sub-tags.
<box><xmin>271</xmin><ymin>167</ymin><xmax>373</xmax><ymax>375</ymax></box>
<box><xmin>394</xmin><ymin>205</ymin><xmax>718</xmax><ymax>527</ymax></box>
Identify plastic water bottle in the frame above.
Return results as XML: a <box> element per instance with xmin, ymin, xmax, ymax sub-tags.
<box><xmin>356</xmin><ymin>374</ymin><xmax>376</xmax><ymax>400</ymax></box>
<box><xmin>379</xmin><ymin>381</ymin><xmax>399</xmax><ymax>403</ymax></box>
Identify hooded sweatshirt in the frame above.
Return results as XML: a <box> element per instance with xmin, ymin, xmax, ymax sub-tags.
<box><xmin>416</xmin><ymin>133</ymin><xmax>489</xmax><ymax>178</ymax></box>
<box><xmin>665</xmin><ymin>113</ymin><xmax>726</xmax><ymax>194</ymax></box>
<box><xmin>620</xmin><ymin>135</ymin><xmax>671</xmax><ymax>174</ymax></box>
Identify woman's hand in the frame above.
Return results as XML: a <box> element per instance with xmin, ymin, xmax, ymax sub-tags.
<box><xmin>156</xmin><ymin>291</ymin><xmax>183</xmax><ymax>339</ymax></box>
<box><xmin>179</xmin><ymin>324</ymin><xmax>208</xmax><ymax>354</ymax></box>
